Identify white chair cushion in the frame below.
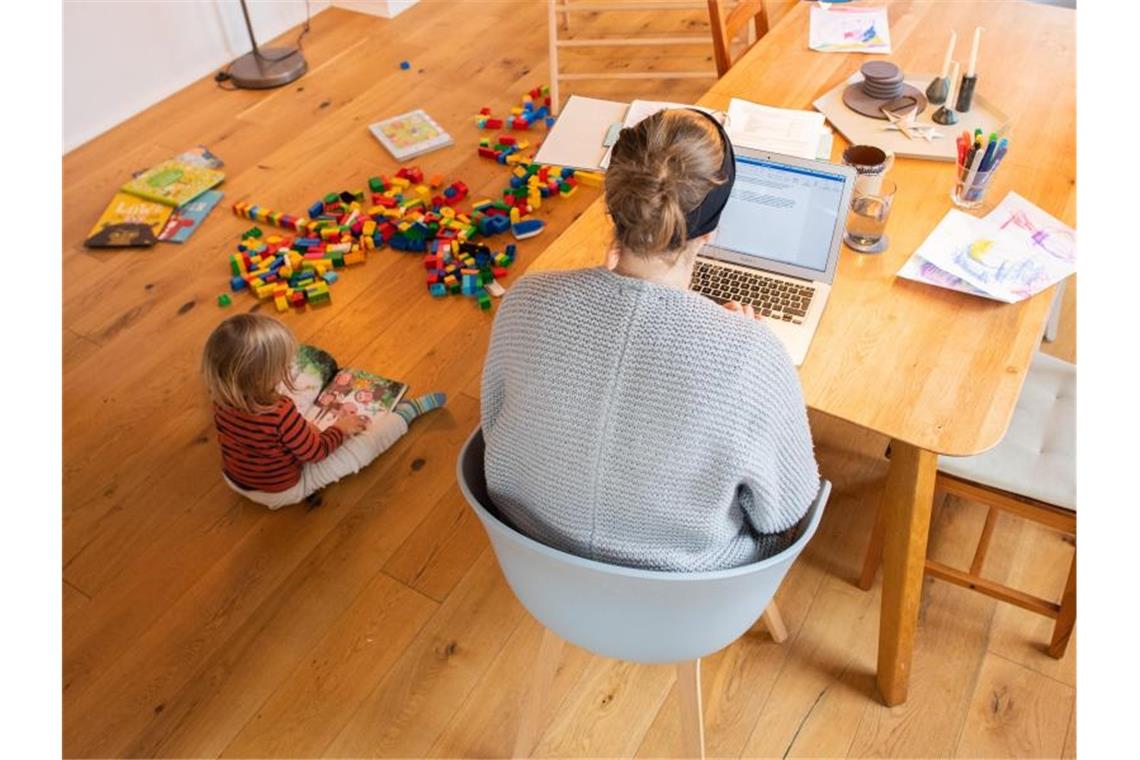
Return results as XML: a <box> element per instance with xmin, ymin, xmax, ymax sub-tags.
<box><xmin>938</xmin><ymin>352</ymin><xmax>1075</xmax><ymax>511</ymax></box>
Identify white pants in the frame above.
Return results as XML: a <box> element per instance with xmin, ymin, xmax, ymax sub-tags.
<box><xmin>223</xmin><ymin>363</ymin><xmax>409</xmax><ymax>509</ymax></box>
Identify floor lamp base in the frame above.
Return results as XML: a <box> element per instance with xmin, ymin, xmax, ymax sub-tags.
<box><xmin>229</xmin><ymin>48</ymin><xmax>307</xmax><ymax>89</ymax></box>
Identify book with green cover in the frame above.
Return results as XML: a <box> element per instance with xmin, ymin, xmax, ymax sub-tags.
<box><xmin>121</xmin><ymin>159</ymin><xmax>225</xmax><ymax>207</ymax></box>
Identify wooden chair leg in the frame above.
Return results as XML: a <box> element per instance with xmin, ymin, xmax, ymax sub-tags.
<box><xmin>858</xmin><ymin>501</ymin><xmax>886</xmax><ymax>590</ymax></box>
<box><xmin>547</xmin><ymin>0</ymin><xmax>561</xmax><ymax>116</ymax></box>
<box><xmin>761</xmin><ymin>601</ymin><xmax>788</xmax><ymax>643</ymax></box>
<box><xmin>675</xmin><ymin>659</ymin><xmax>705</xmax><ymax>760</ymax></box>
<box><xmin>969</xmin><ymin>507</ymin><xmax>1000</xmax><ymax>575</ymax></box>
<box><xmin>513</xmin><ymin>628</ymin><xmax>564</xmax><ymax>758</ymax></box>
<box><xmin>1047</xmin><ymin>551</ymin><xmax>1076</xmax><ymax>659</ymax></box>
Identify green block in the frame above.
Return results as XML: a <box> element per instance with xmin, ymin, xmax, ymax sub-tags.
<box><xmin>244</xmin><ymin>226</ymin><xmax>262</xmax><ymax>239</ymax></box>
<box><xmin>368</xmin><ymin>176</ymin><xmax>384</xmax><ymax>192</ymax></box>
<box><xmin>217</xmin><ymin>293</ymin><xmax>232</xmax><ymax>308</ymax></box>
<box><xmin>448</xmin><ymin>282</ymin><xmax>461</xmax><ymax>294</ymax></box>
<box><xmin>324</xmin><ymin>192</ymin><xmax>339</xmax><ymax>204</ymax></box>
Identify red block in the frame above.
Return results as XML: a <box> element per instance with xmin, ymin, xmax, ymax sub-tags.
<box><xmin>478</xmin><ymin>147</ymin><xmax>501</xmax><ymax>160</ymax></box>
<box><xmin>479</xmin><ymin>106</ymin><xmax>492</xmax><ymax>115</ymax></box>
<box><xmin>492</xmin><ymin>266</ymin><xmax>508</xmax><ymax>279</ymax></box>
<box><xmin>511</xmin><ymin>117</ymin><xmax>529</xmax><ymax>130</ymax></box>
<box><xmin>485</xmin><ymin>117</ymin><xmax>503</xmax><ymax>129</ymax></box>
<box><xmin>498</xmin><ymin>134</ymin><xmax>517</xmax><ymax>146</ymax></box>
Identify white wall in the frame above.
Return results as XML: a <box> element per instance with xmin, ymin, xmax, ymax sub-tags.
<box><xmin>63</xmin><ymin>0</ymin><xmax>332</xmax><ymax>153</ymax></box>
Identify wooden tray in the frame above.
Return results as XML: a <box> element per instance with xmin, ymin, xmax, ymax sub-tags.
<box><xmin>813</xmin><ymin>72</ymin><xmax>1010</xmax><ymax>162</ymax></box>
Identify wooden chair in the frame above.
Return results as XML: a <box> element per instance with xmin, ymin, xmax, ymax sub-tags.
<box><xmin>858</xmin><ymin>352</ymin><xmax>1076</xmax><ymax>658</ymax></box>
<box><xmin>546</xmin><ymin>1</ymin><xmax>719</xmax><ymax>115</ymax></box>
<box><xmin>458</xmin><ymin>428</ymin><xmax>830</xmax><ymax>758</ymax></box>
<box><xmin>707</xmin><ymin>0</ymin><xmax>770</xmax><ymax>76</ymax></box>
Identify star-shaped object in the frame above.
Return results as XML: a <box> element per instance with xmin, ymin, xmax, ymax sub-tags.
<box><xmin>881</xmin><ymin>106</ymin><xmax>943</xmax><ymax>142</ymax></box>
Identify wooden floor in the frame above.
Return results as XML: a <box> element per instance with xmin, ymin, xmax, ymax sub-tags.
<box><xmin>62</xmin><ymin>3</ymin><xmax>1076</xmax><ymax>757</ymax></box>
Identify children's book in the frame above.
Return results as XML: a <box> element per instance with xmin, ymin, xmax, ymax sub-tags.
<box><xmin>158</xmin><ymin>189</ymin><xmax>224</xmax><ymax>243</ymax></box>
<box><xmin>290</xmin><ymin>345</ymin><xmax>408</xmax><ymax>431</ymax></box>
<box><xmin>121</xmin><ymin>159</ymin><xmax>225</xmax><ymax>207</ymax></box>
<box><xmin>84</xmin><ymin>192</ymin><xmax>173</xmax><ymax>248</ymax></box>
<box><xmin>368</xmin><ymin>109</ymin><xmax>454</xmax><ymax>161</ymax></box>
<box><xmin>174</xmin><ymin>145</ymin><xmax>225</xmax><ymax>170</ymax></box>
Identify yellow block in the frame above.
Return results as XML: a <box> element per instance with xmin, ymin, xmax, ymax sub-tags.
<box><xmin>274</xmin><ymin>296</ymin><xmax>288</xmax><ymax>312</ymax></box>
<box><xmin>574</xmin><ymin>170</ymin><xmax>605</xmax><ymax>187</ymax></box>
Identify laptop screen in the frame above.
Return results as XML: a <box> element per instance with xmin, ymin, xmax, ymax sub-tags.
<box><xmin>712</xmin><ymin>155</ymin><xmax>848</xmax><ymax>275</ymax></box>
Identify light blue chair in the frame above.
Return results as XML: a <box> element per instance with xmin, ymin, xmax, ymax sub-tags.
<box><xmin>457</xmin><ymin>428</ymin><xmax>831</xmax><ymax>758</ymax></box>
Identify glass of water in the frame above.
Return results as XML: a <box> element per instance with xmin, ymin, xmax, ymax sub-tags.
<box><xmin>844</xmin><ymin>179</ymin><xmax>897</xmax><ymax>254</ymax></box>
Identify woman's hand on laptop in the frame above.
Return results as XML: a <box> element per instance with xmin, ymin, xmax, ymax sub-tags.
<box><xmin>723</xmin><ymin>300</ymin><xmax>757</xmax><ymax>320</ymax></box>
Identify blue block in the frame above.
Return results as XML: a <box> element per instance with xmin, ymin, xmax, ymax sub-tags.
<box><xmin>308</xmin><ymin>201</ymin><xmax>324</xmax><ymax>218</ymax></box>
<box><xmin>505</xmin><ymin>244</ymin><xmax>517</xmax><ymax>257</ymax></box>
<box><xmin>322</xmin><ymin>271</ymin><xmax>339</xmax><ymax>284</ymax></box>
<box><xmin>511</xmin><ymin>218</ymin><xmax>546</xmax><ymax>240</ymax></box>
<box><xmin>400</xmin><ymin>60</ymin><xmax>411</xmax><ymax>70</ymax></box>
<box><xmin>545</xmin><ymin>116</ymin><xmax>556</xmax><ymax>128</ymax></box>
<box><xmin>429</xmin><ymin>282</ymin><xmax>447</xmax><ymax>297</ymax></box>
<box><xmin>230</xmin><ymin>276</ymin><xmax>247</xmax><ymax>292</ymax></box>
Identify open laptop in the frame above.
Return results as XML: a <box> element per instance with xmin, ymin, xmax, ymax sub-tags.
<box><xmin>690</xmin><ymin>147</ymin><xmax>856</xmax><ymax>366</ymax></box>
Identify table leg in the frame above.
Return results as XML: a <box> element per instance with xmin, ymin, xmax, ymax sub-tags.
<box><xmin>876</xmin><ymin>439</ymin><xmax>938</xmax><ymax>706</ymax></box>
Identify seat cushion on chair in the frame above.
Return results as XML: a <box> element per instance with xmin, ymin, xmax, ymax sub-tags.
<box><xmin>938</xmin><ymin>352</ymin><xmax>1075</xmax><ymax>511</ymax></box>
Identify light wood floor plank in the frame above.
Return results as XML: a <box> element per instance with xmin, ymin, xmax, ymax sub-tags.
<box><xmin>322</xmin><ymin>549</ymin><xmax>528</xmax><ymax>757</ymax></box>
<box><xmin>953</xmin><ymin>653</ymin><xmax>1075</xmax><ymax>758</ymax></box>
<box><xmin>427</xmin><ymin>615</ymin><xmax>595</xmax><ymax>758</ymax></box>
<box><xmin>220</xmin><ymin>573</ymin><xmax>438</xmax><ymax>759</ymax></box>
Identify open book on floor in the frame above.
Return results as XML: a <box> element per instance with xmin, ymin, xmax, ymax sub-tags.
<box><xmin>291</xmin><ymin>345</ymin><xmax>408</xmax><ymax>431</ymax></box>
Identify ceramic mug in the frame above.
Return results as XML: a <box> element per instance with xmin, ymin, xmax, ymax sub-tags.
<box><xmin>842</xmin><ymin>145</ymin><xmax>894</xmax><ymax>193</ymax></box>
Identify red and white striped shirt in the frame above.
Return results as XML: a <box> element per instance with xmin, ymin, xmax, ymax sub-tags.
<box><xmin>213</xmin><ymin>397</ymin><xmax>344</xmax><ymax>492</ymax></box>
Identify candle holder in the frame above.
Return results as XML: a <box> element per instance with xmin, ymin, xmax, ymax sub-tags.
<box><xmin>932</xmin><ymin>104</ymin><xmax>959</xmax><ymax>125</ymax></box>
<box><xmin>925</xmin><ymin>76</ymin><xmax>949</xmax><ymax>105</ymax></box>
<box><xmin>955</xmin><ymin>75</ymin><xmax>978</xmax><ymax>113</ymax></box>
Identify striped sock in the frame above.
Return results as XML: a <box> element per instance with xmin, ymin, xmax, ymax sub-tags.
<box><xmin>394</xmin><ymin>392</ymin><xmax>447</xmax><ymax>425</ymax></box>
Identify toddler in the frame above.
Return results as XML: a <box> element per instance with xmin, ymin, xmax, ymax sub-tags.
<box><xmin>202</xmin><ymin>314</ymin><xmax>445</xmax><ymax>509</ymax></box>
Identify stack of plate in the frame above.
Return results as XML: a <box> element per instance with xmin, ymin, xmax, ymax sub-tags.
<box><xmin>842</xmin><ymin>61</ymin><xmax>928</xmax><ymax>120</ymax></box>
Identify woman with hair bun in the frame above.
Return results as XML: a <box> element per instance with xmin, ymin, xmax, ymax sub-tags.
<box><xmin>480</xmin><ymin>109</ymin><xmax>819</xmax><ymax>572</ymax></box>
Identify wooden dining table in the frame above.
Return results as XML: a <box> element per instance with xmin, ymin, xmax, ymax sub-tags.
<box><xmin>525</xmin><ymin>0</ymin><xmax>1076</xmax><ymax>705</ymax></box>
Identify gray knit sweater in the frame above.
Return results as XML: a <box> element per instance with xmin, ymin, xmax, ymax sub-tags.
<box><xmin>481</xmin><ymin>267</ymin><xmax>820</xmax><ymax>572</ymax></box>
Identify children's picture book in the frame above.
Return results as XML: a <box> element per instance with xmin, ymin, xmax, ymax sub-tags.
<box><xmin>809</xmin><ymin>4</ymin><xmax>891</xmax><ymax>54</ymax></box>
<box><xmin>121</xmin><ymin>159</ymin><xmax>225</xmax><ymax>207</ymax></box>
<box><xmin>290</xmin><ymin>345</ymin><xmax>408</xmax><ymax>431</ymax></box>
<box><xmin>368</xmin><ymin>109</ymin><xmax>454</xmax><ymax>161</ymax></box>
<box><xmin>174</xmin><ymin>145</ymin><xmax>225</xmax><ymax>170</ymax></box>
<box><xmin>84</xmin><ymin>192</ymin><xmax>174</xmax><ymax>248</ymax></box>
<box><xmin>158</xmin><ymin>189</ymin><xmax>224</xmax><ymax>243</ymax></box>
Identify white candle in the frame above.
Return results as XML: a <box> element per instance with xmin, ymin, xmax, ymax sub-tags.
<box><xmin>967</xmin><ymin>27</ymin><xmax>983</xmax><ymax>77</ymax></box>
<box><xmin>946</xmin><ymin>60</ymin><xmax>960</xmax><ymax>107</ymax></box>
<box><xmin>940</xmin><ymin>30</ymin><xmax>957</xmax><ymax>79</ymax></box>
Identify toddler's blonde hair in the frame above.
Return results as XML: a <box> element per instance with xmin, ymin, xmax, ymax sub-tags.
<box><xmin>202</xmin><ymin>313</ymin><xmax>297</xmax><ymax>414</ymax></box>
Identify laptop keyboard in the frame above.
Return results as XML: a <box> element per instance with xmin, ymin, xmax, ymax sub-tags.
<box><xmin>691</xmin><ymin>260</ymin><xmax>816</xmax><ymax>324</ymax></box>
